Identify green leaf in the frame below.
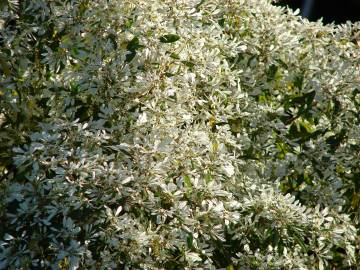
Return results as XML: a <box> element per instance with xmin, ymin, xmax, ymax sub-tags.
<box><xmin>304</xmin><ymin>91</ymin><xmax>316</xmax><ymax>107</ymax></box>
<box><xmin>170</xmin><ymin>53</ymin><xmax>180</xmax><ymax>59</ymax></box>
<box><xmin>218</xmin><ymin>18</ymin><xmax>225</xmax><ymax>27</ymax></box>
<box><xmin>181</xmin><ymin>61</ymin><xmax>195</xmax><ymax>68</ymax></box>
<box><xmin>107</xmin><ymin>33</ymin><xmax>118</xmax><ymax>49</ymax></box>
<box><xmin>123</xmin><ymin>18</ymin><xmax>134</xmax><ymax>29</ymax></box>
<box><xmin>183</xmin><ymin>175</ymin><xmax>193</xmax><ymax>192</ymax></box>
<box><xmin>326</xmin><ymin>129</ymin><xmax>347</xmax><ymax>153</ymax></box>
<box><xmin>266</xmin><ymin>64</ymin><xmax>278</xmax><ymax>82</ymax></box>
<box><xmin>204</xmin><ymin>172</ymin><xmax>212</xmax><ymax>184</ymax></box>
<box><xmin>127</xmin><ymin>37</ymin><xmax>141</xmax><ymax>52</ymax></box>
<box><xmin>293</xmin><ymin>234</ymin><xmax>307</xmax><ymax>252</ymax></box>
<box><xmin>125</xmin><ymin>51</ymin><xmax>137</xmax><ymax>63</ymax></box>
<box><xmin>159</xmin><ymin>34</ymin><xmax>180</xmax><ymax>43</ymax></box>
<box><xmin>284</xmin><ymin>91</ymin><xmax>315</xmax><ymax>113</ymax></box>
<box><xmin>287</xmin><ymin>119</ymin><xmax>316</xmax><ymax>143</ymax></box>
<box><xmin>186</xmin><ymin>234</ymin><xmax>193</xmax><ymax>248</ymax></box>
<box><xmin>228</xmin><ymin>118</ymin><xmax>243</xmax><ymax>133</ymax></box>
<box><xmin>125</xmin><ymin>37</ymin><xmax>143</xmax><ymax>63</ymax></box>
<box><xmin>332</xmin><ymin>98</ymin><xmax>341</xmax><ymax>116</ymax></box>
<box><xmin>294</xmin><ymin>74</ymin><xmax>304</xmax><ymax>90</ymax></box>
<box><xmin>165</xmin><ymin>72</ymin><xmax>175</xmax><ymax>77</ymax></box>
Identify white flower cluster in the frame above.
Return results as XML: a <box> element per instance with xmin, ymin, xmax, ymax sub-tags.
<box><xmin>0</xmin><ymin>0</ymin><xmax>359</xmax><ymax>269</ymax></box>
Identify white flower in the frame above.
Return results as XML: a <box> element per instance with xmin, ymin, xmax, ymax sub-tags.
<box><xmin>137</xmin><ymin>112</ymin><xmax>148</xmax><ymax>125</ymax></box>
<box><xmin>223</xmin><ymin>164</ymin><xmax>235</xmax><ymax>177</ymax></box>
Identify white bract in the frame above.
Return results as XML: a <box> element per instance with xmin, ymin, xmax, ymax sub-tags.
<box><xmin>0</xmin><ymin>0</ymin><xmax>359</xmax><ymax>269</ymax></box>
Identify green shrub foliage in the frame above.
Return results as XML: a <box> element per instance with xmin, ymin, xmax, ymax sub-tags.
<box><xmin>1</xmin><ymin>0</ymin><xmax>359</xmax><ymax>269</ymax></box>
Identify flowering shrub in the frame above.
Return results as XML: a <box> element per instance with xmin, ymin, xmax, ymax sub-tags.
<box><xmin>1</xmin><ymin>0</ymin><xmax>359</xmax><ymax>269</ymax></box>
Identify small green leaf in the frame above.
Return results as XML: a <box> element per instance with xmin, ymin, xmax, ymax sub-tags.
<box><xmin>293</xmin><ymin>234</ymin><xmax>307</xmax><ymax>252</ymax></box>
<box><xmin>204</xmin><ymin>172</ymin><xmax>212</xmax><ymax>184</ymax></box>
<box><xmin>183</xmin><ymin>175</ymin><xmax>193</xmax><ymax>192</ymax></box>
<box><xmin>181</xmin><ymin>61</ymin><xmax>195</xmax><ymax>68</ymax></box>
<box><xmin>125</xmin><ymin>37</ymin><xmax>143</xmax><ymax>63</ymax></box>
<box><xmin>218</xmin><ymin>18</ymin><xmax>225</xmax><ymax>27</ymax></box>
<box><xmin>125</xmin><ymin>51</ymin><xmax>136</xmax><ymax>63</ymax></box>
<box><xmin>267</xmin><ymin>64</ymin><xmax>278</xmax><ymax>82</ymax></box>
<box><xmin>165</xmin><ymin>72</ymin><xmax>175</xmax><ymax>77</ymax></box>
<box><xmin>159</xmin><ymin>34</ymin><xmax>180</xmax><ymax>43</ymax></box>
<box><xmin>228</xmin><ymin>118</ymin><xmax>242</xmax><ymax>133</ymax></box>
<box><xmin>332</xmin><ymin>98</ymin><xmax>341</xmax><ymax>116</ymax></box>
<box><xmin>127</xmin><ymin>37</ymin><xmax>141</xmax><ymax>52</ymax></box>
<box><xmin>304</xmin><ymin>91</ymin><xmax>316</xmax><ymax>106</ymax></box>
<box><xmin>123</xmin><ymin>18</ymin><xmax>133</xmax><ymax>29</ymax></box>
<box><xmin>170</xmin><ymin>53</ymin><xmax>180</xmax><ymax>59</ymax></box>
<box><xmin>326</xmin><ymin>129</ymin><xmax>347</xmax><ymax>153</ymax></box>
<box><xmin>186</xmin><ymin>234</ymin><xmax>193</xmax><ymax>248</ymax></box>
<box><xmin>294</xmin><ymin>74</ymin><xmax>304</xmax><ymax>90</ymax></box>
<box><xmin>107</xmin><ymin>33</ymin><xmax>118</xmax><ymax>49</ymax></box>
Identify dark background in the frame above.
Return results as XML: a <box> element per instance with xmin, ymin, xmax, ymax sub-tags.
<box><xmin>275</xmin><ymin>0</ymin><xmax>360</xmax><ymax>24</ymax></box>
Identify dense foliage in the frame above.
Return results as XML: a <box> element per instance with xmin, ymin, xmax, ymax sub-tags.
<box><xmin>1</xmin><ymin>0</ymin><xmax>359</xmax><ymax>269</ymax></box>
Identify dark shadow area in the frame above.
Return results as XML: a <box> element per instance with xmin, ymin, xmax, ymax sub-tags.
<box><xmin>276</xmin><ymin>0</ymin><xmax>360</xmax><ymax>24</ymax></box>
